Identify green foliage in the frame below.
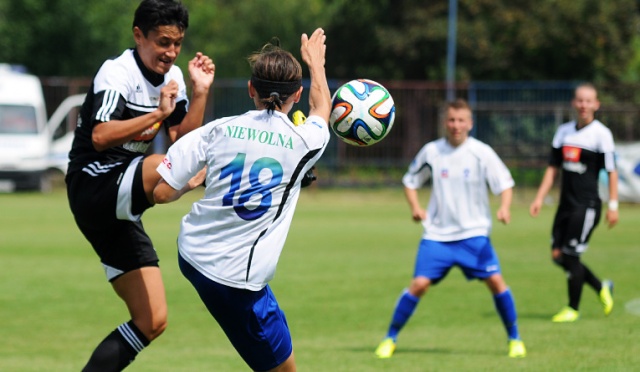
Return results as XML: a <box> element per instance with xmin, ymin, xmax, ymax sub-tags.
<box><xmin>0</xmin><ymin>0</ymin><xmax>639</xmax><ymax>82</ymax></box>
<box><xmin>1</xmin><ymin>188</ymin><xmax>640</xmax><ymax>370</ymax></box>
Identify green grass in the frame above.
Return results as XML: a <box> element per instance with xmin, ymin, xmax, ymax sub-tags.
<box><xmin>1</xmin><ymin>188</ymin><xmax>639</xmax><ymax>371</ymax></box>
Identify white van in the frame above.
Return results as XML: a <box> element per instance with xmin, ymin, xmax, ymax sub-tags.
<box><xmin>0</xmin><ymin>64</ymin><xmax>84</xmax><ymax>192</ymax></box>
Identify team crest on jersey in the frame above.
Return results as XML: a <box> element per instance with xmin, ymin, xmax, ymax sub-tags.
<box><xmin>563</xmin><ymin>146</ymin><xmax>582</xmax><ymax>162</ymax></box>
<box><xmin>441</xmin><ymin>169</ymin><xmax>449</xmax><ymax>178</ymax></box>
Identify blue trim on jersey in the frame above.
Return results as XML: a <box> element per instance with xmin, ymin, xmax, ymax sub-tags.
<box><xmin>413</xmin><ymin>236</ymin><xmax>501</xmax><ymax>283</ymax></box>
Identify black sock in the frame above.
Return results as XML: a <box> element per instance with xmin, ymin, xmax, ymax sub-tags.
<box><xmin>82</xmin><ymin>321</ymin><xmax>150</xmax><ymax>372</ymax></box>
<box><xmin>562</xmin><ymin>254</ymin><xmax>584</xmax><ymax>311</ymax></box>
<box><xmin>582</xmin><ymin>263</ymin><xmax>602</xmax><ymax>292</ymax></box>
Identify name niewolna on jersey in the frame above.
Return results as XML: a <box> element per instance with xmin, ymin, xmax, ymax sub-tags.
<box><xmin>225</xmin><ymin>125</ymin><xmax>294</xmax><ymax>150</ymax></box>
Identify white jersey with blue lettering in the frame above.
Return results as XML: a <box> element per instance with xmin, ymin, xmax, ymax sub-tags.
<box><xmin>402</xmin><ymin>137</ymin><xmax>514</xmax><ymax>242</ymax></box>
<box><xmin>157</xmin><ymin>110</ymin><xmax>329</xmax><ymax>291</ymax></box>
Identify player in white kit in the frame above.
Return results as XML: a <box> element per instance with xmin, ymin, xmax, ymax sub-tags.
<box><xmin>375</xmin><ymin>99</ymin><xmax>526</xmax><ymax>359</ymax></box>
<box><xmin>153</xmin><ymin>28</ymin><xmax>330</xmax><ymax>371</ymax></box>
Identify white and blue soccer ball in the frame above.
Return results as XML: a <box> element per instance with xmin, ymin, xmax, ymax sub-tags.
<box><xmin>329</xmin><ymin>79</ymin><xmax>396</xmax><ymax>147</ymax></box>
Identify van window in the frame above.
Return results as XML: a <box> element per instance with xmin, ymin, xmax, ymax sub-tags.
<box><xmin>0</xmin><ymin>104</ymin><xmax>38</xmax><ymax>134</ymax></box>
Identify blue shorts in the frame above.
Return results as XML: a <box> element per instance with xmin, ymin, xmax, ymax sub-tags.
<box><xmin>179</xmin><ymin>255</ymin><xmax>292</xmax><ymax>371</ymax></box>
<box><xmin>413</xmin><ymin>236</ymin><xmax>501</xmax><ymax>284</ymax></box>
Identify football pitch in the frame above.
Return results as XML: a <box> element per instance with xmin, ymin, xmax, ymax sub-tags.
<box><xmin>1</xmin><ymin>188</ymin><xmax>639</xmax><ymax>371</ymax></box>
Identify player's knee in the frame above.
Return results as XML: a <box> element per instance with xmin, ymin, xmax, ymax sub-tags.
<box><xmin>551</xmin><ymin>249</ymin><xmax>564</xmax><ymax>267</ymax></box>
<box><xmin>552</xmin><ymin>255</ymin><xmax>564</xmax><ymax>267</ymax></box>
<box><xmin>135</xmin><ymin>312</ymin><xmax>168</xmax><ymax>341</ymax></box>
<box><xmin>147</xmin><ymin>317</ymin><xmax>168</xmax><ymax>341</ymax></box>
<box><xmin>409</xmin><ymin>277</ymin><xmax>430</xmax><ymax>297</ymax></box>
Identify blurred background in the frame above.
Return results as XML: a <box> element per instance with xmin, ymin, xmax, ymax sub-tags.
<box><xmin>1</xmin><ymin>0</ymin><xmax>640</xmax><ymax>193</ymax></box>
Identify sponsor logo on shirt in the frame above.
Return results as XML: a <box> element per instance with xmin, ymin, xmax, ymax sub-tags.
<box><xmin>562</xmin><ymin>146</ymin><xmax>587</xmax><ymax>174</ymax></box>
<box><xmin>563</xmin><ymin>161</ymin><xmax>587</xmax><ymax>174</ymax></box>
<box><xmin>122</xmin><ymin>141</ymin><xmax>151</xmax><ymax>153</ymax></box>
<box><xmin>563</xmin><ymin>146</ymin><xmax>581</xmax><ymax>162</ymax></box>
<box><xmin>225</xmin><ymin>125</ymin><xmax>294</xmax><ymax>149</ymax></box>
<box><xmin>134</xmin><ymin>122</ymin><xmax>161</xmax><ymax>141</ymax></box>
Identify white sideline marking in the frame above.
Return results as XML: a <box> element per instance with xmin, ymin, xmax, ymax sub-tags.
<box><xmin>624</xmin><ymin>298</ymin><xmax>640</xmax><ymax>316</ymax></box>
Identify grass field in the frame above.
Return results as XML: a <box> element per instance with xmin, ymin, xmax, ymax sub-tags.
<box><xmin>1</xmin><ymin>187</ymin><xmax>639</xmax><ymax>371</ymax></box>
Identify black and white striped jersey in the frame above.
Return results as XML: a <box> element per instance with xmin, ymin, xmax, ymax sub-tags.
<box><xmin>68</xmin><ymin>48</ymin><xmax>189</xmax><ymax>174</ymax></box>
<box><xmin>549</xmin><ymin>120</ymin><xmax>616</xmax><ymax>208</ymax></box>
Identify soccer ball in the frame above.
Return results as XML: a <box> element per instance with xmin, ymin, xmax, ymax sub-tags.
<box><xmin>329</xmin><ymin>79</ymin><xmax>396</xmax><ymax>146</ymax></box>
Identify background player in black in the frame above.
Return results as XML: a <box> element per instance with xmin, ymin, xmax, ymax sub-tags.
<box><xmin>530</xmin><ymin>83</ymin><xmax>618</xmax><ymax>322</ymax></box>
<box><xmin>65</xmin><ymin>1</ymin><xmax>214</xmax><ymax>370</ymax></box>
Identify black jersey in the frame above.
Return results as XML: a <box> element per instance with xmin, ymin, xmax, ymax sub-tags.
<box><xmin>549</xmin><ymin>120</ymin><xmax>616</xmax><ymax>208</ymax></box>
<box><xmin>68</xmin><ymin>48</ymin><xmax>189</xmax><ymax>175</ymax></box>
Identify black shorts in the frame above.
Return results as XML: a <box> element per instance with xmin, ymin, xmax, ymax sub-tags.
<box><xmin>66</xmin><ymin>156</ymin><xmax>157</xmax><ymax>281</ymax></box>
<box><xmin>551</xmin><ymin>205</ymin><xmax>601</xmax><ymax>256</ymax></box>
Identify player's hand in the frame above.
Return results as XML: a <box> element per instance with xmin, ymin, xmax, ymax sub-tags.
<box><xmin>606</xmin><ymin>209</ymin><xmax>619</xmax><ymax>228</ymax></box>
<box><xmin>411</xmin><ymin>208</ymin><xmax>426</xmax><ymax>222</ymax></box>
<box><xmin>497</xmin><ymin>207</ymin><xmax>511</xmax><ymax>225</ymax></box>
<box><xmin>158</xmin><ymin>79</ymin><xmax>179</xmax><ymax>117</ymax></box>
<box><xmin>529</xmin><ymin>199</ymin><xmax>542</xmax><ymax>217</ymax></box>
<box><xmin>301</xmin><ymin>28</ymin><xmax>326</xmax><ymax>69</ymax></box>
<box><xmin>188</xmin><ymin>52</ymin><xmax>215</xmax><ymax>94</ymax></box>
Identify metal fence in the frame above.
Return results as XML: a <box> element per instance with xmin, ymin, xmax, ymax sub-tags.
<box><xmin>41</xmin><ymin>78</ymin><xmax>640</xmax><ymax>189</ymax></box>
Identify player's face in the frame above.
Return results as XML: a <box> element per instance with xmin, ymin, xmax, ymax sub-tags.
<box><xmin>134</xmin><ymin>25</ymin><xmax>184</xmax><ymax>75</ymax></box>
<box><xmin>445</xmin><ymin>107</ymin><xmax>473</xmax><ymax>147</ymax></box>
<box><xmin>572</xmin><ymin>86</ymin><xmax>600</xmax><ymax>126</ymax></box>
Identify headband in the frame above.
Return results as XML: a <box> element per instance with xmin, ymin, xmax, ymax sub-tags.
<box><xmin>250</xmin><ymin>75</ymin><xmax>302</xmax><ymax>98</ymax></box>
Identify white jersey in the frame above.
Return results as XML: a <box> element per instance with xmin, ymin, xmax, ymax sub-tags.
<box><xmin>402</xmin><ymin>137</ymin><xmax>514</xmax><ymax>241</ymax></box>
<box><xmin>157</xmin><ymin>110</ymin><xmax>330</xmax><ymax>290</ymax></box>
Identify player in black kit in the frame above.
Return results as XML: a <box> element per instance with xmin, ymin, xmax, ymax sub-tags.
<box><xmin>65</xmin><ymin>1</ymin><xmax>214</xmax><ymax>370</ymax></box>
<box><xmin>530</xmin><ymin>83</ymin><xmax>618</xmax><ymax>322</ymax></box>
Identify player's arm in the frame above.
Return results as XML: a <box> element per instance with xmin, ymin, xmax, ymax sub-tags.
<box><xmin>497</xmin><ymin>187</ymin><xmax>513</xmax><ymax>225</ymax></box>
<box><xmin>167</xmin><ymin>52</ymin><xmax>215</xmax><ymax>143</ymax></box>
<box><xmin>404</xmin><ymin>186</ymin><xmax>426</xmax><ymax>222</ymax></box>
<box><xmin>92</xmin><ymin>81</ymin><xmax>179</xmax><ymax>151</ymax></box>
<box><xmin>606</xmin><ymin>170</ymin><xmax>619</xmax><ymax>228</ymax></box>
<box><xmin>300</xmin><ymin>28</ymin><xmax>331</xmax><ymax>123</ymax></box>
<box><xmin>154</xmin><ymin>168</ymin><xmax>206</xmax><ymax>204</ymax></box>
<box><xmin>529</xmin><ymin>165</ymin><xmax>558</xmax><ymax>217</ymax></box>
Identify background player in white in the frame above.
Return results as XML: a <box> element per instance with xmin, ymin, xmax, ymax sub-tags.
<box><xmin>65</xmin><ymin>0</ymin><xmax>214</xmax><ymax>370</ymax></box>
<box><xmin>153</xmin><ymin>28</ymin><xmax>330</xmax><ymax>371</ymax></box>
<box><xmin>530</xmin><ymin>83</ymin><xmax>617</xmax><ymax>322</ymax></box>
<box><xmin>375</xmin><ymin>99</ymin><xmax>526</xmax><ymax>359</ymax></box>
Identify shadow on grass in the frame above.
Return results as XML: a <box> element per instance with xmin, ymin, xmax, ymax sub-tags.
<box><xmin>346</xmin><ymin>345</ymin><xmax>503</xmax><ymax>357</ymax></box>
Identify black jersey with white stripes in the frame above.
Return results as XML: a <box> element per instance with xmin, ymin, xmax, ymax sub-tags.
<box><xmin>68</xmin><ymin>48</ymin><xmax>188</xmax><ymax>174</ymax></box>
<box><xmin>549</xmin><ymin>120</ymin><xmax>616</xmax><ymax>208</ymax></box>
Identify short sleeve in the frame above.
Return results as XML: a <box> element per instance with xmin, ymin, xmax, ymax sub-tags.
<box><xmin>157</xmin><ymin>126</ymin><xmax>208</xmax><ymax>190</ymax></box>
<box><xmin>402</xmin><ymin>144</ymin><xmax>432</xmax><ymax>189</ymax></box>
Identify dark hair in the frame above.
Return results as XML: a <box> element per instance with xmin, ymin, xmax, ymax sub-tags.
<box><xmin>133</xmin><ymin>0</ymin><xmax>189</xmax><ymax>36</ymax></box>
<box><xmin>248</xmin><ymin>39</ymin><xmax>302</xmax><ymax>113</ymax></box>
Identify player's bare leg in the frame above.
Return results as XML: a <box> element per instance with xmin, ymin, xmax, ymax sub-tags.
<box><xmin>112</xmin><ymin>267</ymin><xmax>168</xmax><ymax>341</ymax></box>
<box><xmin>267</xmin><ymin>352</ymin><xmax>296</xmax><ymax>372</ymax></box>
<box><xmin>82</xmin><ymin>267</ymin><xmax>167</xmax><ymax>371</ymax></box>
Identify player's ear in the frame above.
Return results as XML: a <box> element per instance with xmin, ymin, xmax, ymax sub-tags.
<box><xmin>293</xmin><ymin>86</ymin><xmax>303</xmax><ymax>103</ymax></box>
<box><xmin>133</xmin><ymin>26</ymin><xmax>144</xmax><ymax>46</ymax></box>
<box><xmin>247</xmin><ymin>81</ymin><xmax>256</xmax><ymax>98</ymax></box>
